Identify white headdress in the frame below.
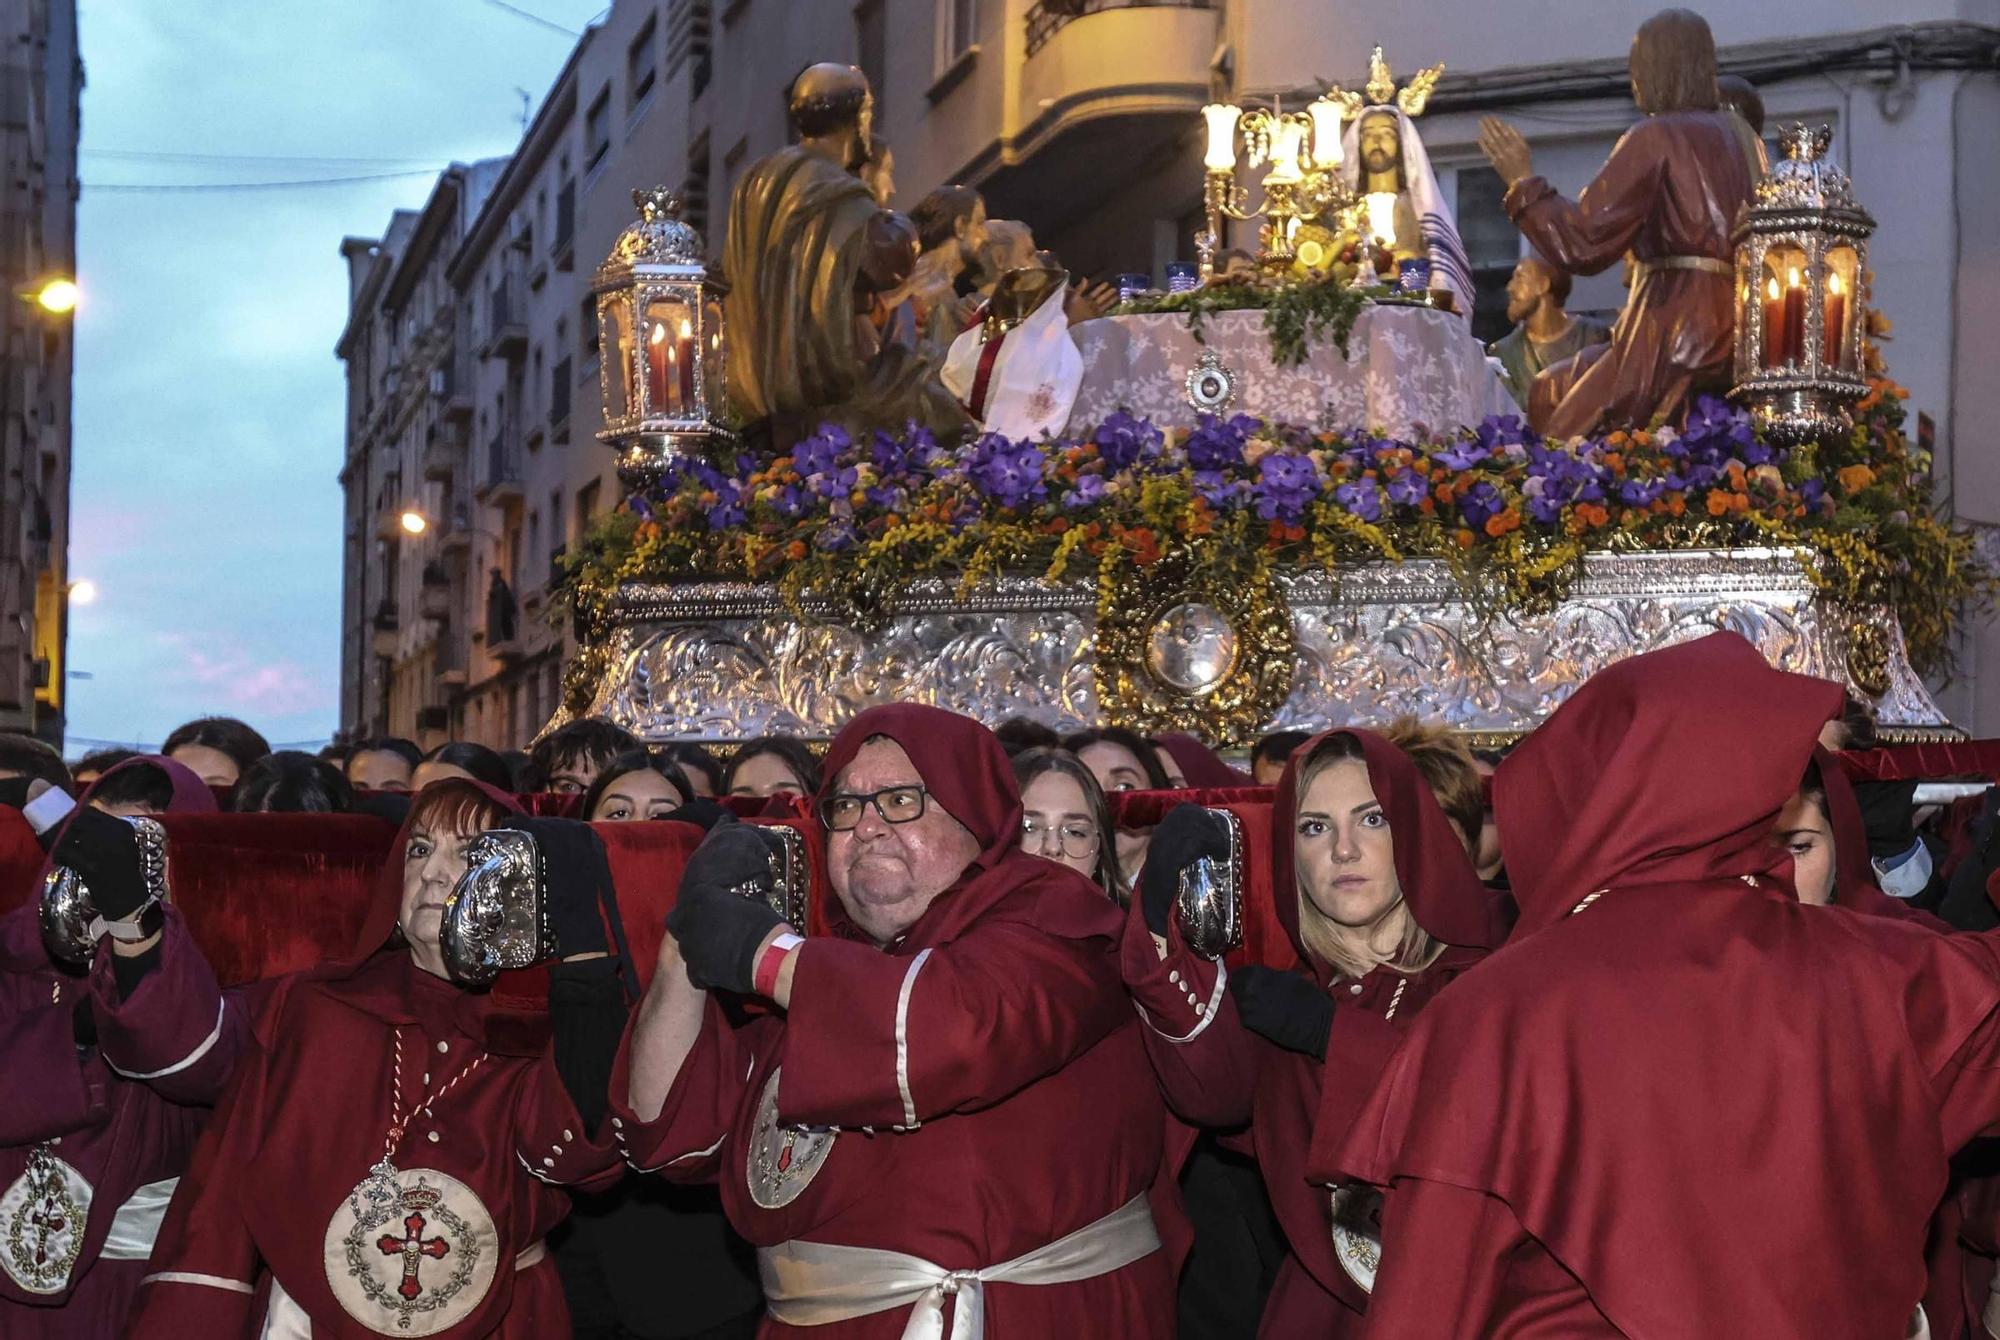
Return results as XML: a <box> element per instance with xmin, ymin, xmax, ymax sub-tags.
<box><xmin>1340</xmin><ymin>106</ymin><xmax>1475</xmax><ymax>315</ymax></box>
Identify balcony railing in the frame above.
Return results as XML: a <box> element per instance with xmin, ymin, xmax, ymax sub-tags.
<box><xmin>481</xmin><ymin>276</ymin><xmax>528</xmax><ymax>359</ymax></box>
<box><xmin>478</xmin><ymin>429</ymin><xmax>524</xmax><ymax>505</ymax></box>
<box><xmin>1025</xmin><ymin>0</ymin><xmax>1213</xmax><ymax>57</ymax></box>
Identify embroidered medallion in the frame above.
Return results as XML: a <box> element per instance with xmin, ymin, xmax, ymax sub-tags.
<box><xmin>1329</xmin><ymin>1184</ymin><xmax>1384</xmax><ymax>1293</ymax></box>
<box><xmin>2</xmin><ymin>1145</ymin><xmax>91</xmax><ymax>1294</ymax></box>
<box><xmin>323</xmin><ymin>1164</ymin><xmax>499</xmax><ymax>1336</ymax></box>
<box><xmin>747</xmin><ymin>1068</ymin><xmax>835</xmax><ymax>1210</ymax></box>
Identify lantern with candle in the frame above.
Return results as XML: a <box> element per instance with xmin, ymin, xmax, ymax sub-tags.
<box><xmin>592</xmin><ymin>188</ymin><xmax>731</xmax><ymax>489</ymax></box>
<box><xmin>1731</xmin><ymin>124</ymin><xmax>1875</xmax><ymax>444</ymax></box>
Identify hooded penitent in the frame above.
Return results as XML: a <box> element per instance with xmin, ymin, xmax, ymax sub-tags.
<box><xmin>1332</xmin><ymin>633</ymin><xmax>2000</xmax><ymax>1339</ymax></box>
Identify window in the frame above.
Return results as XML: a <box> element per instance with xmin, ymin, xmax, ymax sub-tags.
<box><xmin>684</xmin><ymin>136</ymin><xmax>711</xmax><ymax>240</ymax></box>
<box><xmin>551</xmin><ymin>358</ymin><xmax>572</xmax><ymax>431</ymax></box>
<box><xmin>554</xmin><ymin>178</ymin><xmax>575</xmax><ymax>254</ymax></box>
<box><xmin>628</xmin><ymin>13</ymin><xmax>658</xmax><ymax>110</ymax></box>
<box><xmin>581</xmin><ymin>294</ymin><xmax>600</xmax><ymax>362</ymax></box>
<box><xmin>856</xmin><ymin>0</ymin><xmax>886</xmax><ymax>122</ymax></box>
<box><xmin>576</xmin><ymin>481</ymin><xmax>601</xmax><ymax>538</ymax></box>
<box><xmin>937</xmin><ymin>0</ymin><xmax>979</xmax><ymax>71</ymax></box>
<box><xmin>585</xmin><ymin>87</ymin><xmax>612</xmax><ymax>173</ymax></box>
<box><xmin>667</xmin><ymin>0</ymin><xmax>713</xmax><ymax>98</ymax></box>
<box><xmin>1454</xmin><ymin>166</ymin><xmax>1519</xmax><ymax>345</ymax></box>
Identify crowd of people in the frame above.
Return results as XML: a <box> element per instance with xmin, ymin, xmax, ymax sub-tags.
<box><xmin>6</xmin><ymin>633</ymin><xmax>2000</xmax><ymax>1338</ymax></box>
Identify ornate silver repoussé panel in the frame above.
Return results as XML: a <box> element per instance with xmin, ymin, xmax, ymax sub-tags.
<box><xmin>580</xmin><ymin>548</ymin><xmax>1952</xmax><ymax>744</ymax></box>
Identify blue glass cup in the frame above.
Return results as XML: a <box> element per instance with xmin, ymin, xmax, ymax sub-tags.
<box><xmin>1396</xmin><ymin>258</ymin><xmax>1433</xmax><ymax>294</ymax></box>
<box><xmin>1165</xmin><ymin>262</ymin><xmax>1200</xmax><ymax>294</ymax></box>
<box><xmin>1116</xmin><ymin>273</ymin><xmax>1154</xmax><ymax>304</ymax></box>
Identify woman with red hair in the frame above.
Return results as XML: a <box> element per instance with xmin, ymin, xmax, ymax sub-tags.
<box><xmin>131</xmin><ymin>779</ymin><xmax>630</xmax><ymax>1337</ymax></box>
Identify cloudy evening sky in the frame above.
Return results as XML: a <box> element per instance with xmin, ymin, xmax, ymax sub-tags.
<box><xmin>66</xmin><ymin>0</ymin><xmax>603</xmax><ymax>752</ymax></box>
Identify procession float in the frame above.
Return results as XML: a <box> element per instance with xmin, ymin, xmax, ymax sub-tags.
<box><xmin>554</xmin><ymin>51</ymin><xmax>1986</xmax><ymax>750</ymax></box>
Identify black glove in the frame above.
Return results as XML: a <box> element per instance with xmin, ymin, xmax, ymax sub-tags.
<box><xmin>1855</xmin><ymin>780</ymin><xmax>1919</xmax><ymax>860</ymax></box>
<box><xmin>666</xmin><ymin>820</ymin><xmax>787</xmax><ymax>994</ymax></box>
<box><xmin>659</xmin><ymin>797</ymin><xmax>730</xmax><ymax>832</ymax></box>
<box><xmin>1228</xmin><ymin>965</ymin><xmax>1335</xmax><ymax>1061</ymax></box>
<box><xmin>1139</xmin><ymin>804</ymin><xmax>1232</xmax><ymax>938</ymax></box>
<box><xmin>53</xmin><ymin>807</ymin><xmax>150</xmax><ymax>923</ymax></box>
<box><xmin>525</xmin><ymin>818</ymin><xmax>617</xmax><ymax>960</ymax></box>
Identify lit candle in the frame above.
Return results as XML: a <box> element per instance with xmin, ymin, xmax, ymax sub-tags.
<box><xmin>677</xmin><ymin>318</ymin><xmax>696</xmax><ymax>407</ymax></box>
<box><xmin>1308</xmin><ymin>97</ymin><xmax>1344</xmax><ymax>170</ymax></box>
<box><xmin>1761</xmin><ymin>274</ymin><xmax>1786</xmax><ymax>369</ymax></box>
<box><xmin>1824</xmin><ymin>270</ymin><xmax>1848</xmax><ymax>370</ymax></box>
<box><xmin>1264</xmin><ymin>120</ymin><xmax>1305</xmax><ymax>186</ymax></box>
<box><xmin>647</xmin><ymin>321</ymin><xmax>671</xmax><ymax>412</ymax></box>
<box><xmin>1202</xmin><ymin>104</ymin><xmax>1241</xmax><ymax>172</ymax></box>
<box><xmin>1782</xmin><ymin>266</ymin><xmax>1806</xmax><ymax>371</ymax></box>
<box><xmin>1364</xmin><ymin>192</ymin><xmax>1398</xmax><ymax>249</ymax></box>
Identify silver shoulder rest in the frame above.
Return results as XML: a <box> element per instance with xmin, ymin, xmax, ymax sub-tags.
<box><xmin>440</xmin><ymin>829</ymin><xmax>559</xmax><ymax>985</ymax></box>
<box><xmin>40</xmin><ymin>815</ymin><xmax>171</xmax><ymax>966</ymax></box>
<box><xmin>1172</xmin><ymin>807</ymin><xmax>1245</xmax><ymax>960</ymax></box>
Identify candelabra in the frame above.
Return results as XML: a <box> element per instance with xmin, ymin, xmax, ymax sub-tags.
<box><xmin>1196</xmin><ymin>96</ymin><xmax>1354</xmax><ymax>282</ymax></box>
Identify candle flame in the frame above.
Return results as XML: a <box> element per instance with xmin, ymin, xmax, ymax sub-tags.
<box><xmin>650</xmin><ymin>323</ymin><xmax>667</xmax><ymax>345</ymax></box>
<box><xmin>1765</xmin><ymin>276</ymin><xmax>1780</xmax><ymax>300</ymax></box>
<box><xmin>679</xmin><ymin>319</ymin><xmax>693</xmax><ymax>339</ymax></box>
<box><xmin>1787</xmin><ymin>265</ymin><xmax>1802</xmax><ymax>288</ymax></box>
<box><xmin>1828</xmin><ymin>271</ymin><xmax>1844</xmax><ymax>296</ymax></box>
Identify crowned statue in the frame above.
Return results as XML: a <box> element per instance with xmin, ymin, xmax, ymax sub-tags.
<box><xmin>1324</xmin><ymin>50</ymin><xmax>1476</xmax><ymax>314</ymax></box>
<box><xmin>723</xmin><ymin>63</ymin><xmax>972</xmax><ymax>450</ymax></box>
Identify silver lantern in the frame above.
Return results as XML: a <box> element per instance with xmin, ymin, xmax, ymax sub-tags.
<box><xmin>1730</xmin><ymin>124</ymin><xmax>1875</xmax><ymax>445</ymax></box>
<box><xmin>593</xmin><ymin>188</ymin><xmax>732</xmax><ymax>491</ymax></box>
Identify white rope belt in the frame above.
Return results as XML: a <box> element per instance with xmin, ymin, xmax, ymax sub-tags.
<box><xmin>759</xmin><ymin>1194</ymin><xmax>1159</xmax><ymax>1340</ymax></box>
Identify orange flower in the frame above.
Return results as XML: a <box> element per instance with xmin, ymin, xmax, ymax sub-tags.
<box><xmin>1605</xmin><ymin>430</ymin><xmax>1630</xmax><ymax>449</ymax></box>
<box><xmin>1706</xmin><ymin>489</ymin><xmax>1733</xmax><ymax>517</ymax></box>
<box><xmin>1483</xmin><ymin>510</ymin><xmax>1521</xmax><ymax>538</ymax></box>
<box><xmin>1418</xmin><ymin>497</ymin><xmax>1436</xmax><ymax>516</ymax></box>
<box><xmin>784</xmin><ymin>540</ymin><xmax>808</xmax><ymax>561</ymax></box>
<box><xmin>1602</xmin><ymin>452</ymin><xmax>1625</xmax><ymax>474</ymax></box>
<box><xmin>1454</xmin><ymin>529</ymin><xmax>1476</xmax><ymax>549</ymax></box>
<box><xmin>1667</xmin><ymin>494</ymin><xmax>1686</xmax><ymax>517</ymax></box>
<box><xmin>1837</xmin><ymin>463</ymin><xmax>1876</xmax><ymax>494</ymax></box>
<box><xmin>1435</xmin><ymin>482</ymin><xmax>1457</xmax><ymax>506</ymax></box>
<box><xmin>1577</xmin><ymin>502</ymin><xmax>1610</xmax><ymax>529</ymax></box>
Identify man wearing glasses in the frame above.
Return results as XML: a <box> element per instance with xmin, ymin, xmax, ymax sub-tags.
<box><xmin>611</xmin><ymin>704</ymin><xmax>1175</xmax><ymax>1338</ymax></box>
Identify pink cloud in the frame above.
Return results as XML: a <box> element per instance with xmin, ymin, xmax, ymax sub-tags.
<box><xmin>153</xmin><ymin>633</ymin><xmax>334</xmax><ymax>720</ymax></box>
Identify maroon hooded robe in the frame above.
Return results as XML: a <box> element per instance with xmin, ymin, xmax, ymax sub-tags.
<box><xmin>129</xmin><ymin>780</ymin><xmax>623</xmax><ymax>1338</ymax></box>
<box><xmin>0</xmin><ymin>759</ymin><xmax>244</xmax><ymax>1338</ymax></box>
<box><xmin>1122</xmin><ymin>729</ymin><xmax>1501</xmax><ymax>1337</ymax></box>
<box><xmin>606</xmin><ymin>704</ymin><xmax>1175</xmax><ymax>1338</ymax></box>
<box><xmin>1333</xmin><ymin>633</ymin><xmax>2000</xmax><ymax>1338</ymax></box>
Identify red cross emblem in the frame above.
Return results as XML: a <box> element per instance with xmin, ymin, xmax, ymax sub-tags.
<box><xmin>29</xmin><ymin>1198</ymin><xmax>65</xmax><ymax>1266</ymax></box>
<box><xmin>376</xmin><ymin>1212</ymin><xmax>451</xmax><ymax>1300</ymax></box>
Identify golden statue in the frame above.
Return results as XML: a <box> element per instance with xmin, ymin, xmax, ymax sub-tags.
<box><xmin>723</xmin><ymin>63</ymin><xmax>971</xmax><ymax>450</ymax></box>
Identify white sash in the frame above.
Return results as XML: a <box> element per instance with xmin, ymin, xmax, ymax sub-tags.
<box><xmin>99</xmin><ymin>1177</ymin><xmax>179</xmax><ymax>1260</ymax></box>
<box><xmin>759</xmin><ymin>1194</ymin><xmax>1159</xmax><ymax>1340</ymax></box>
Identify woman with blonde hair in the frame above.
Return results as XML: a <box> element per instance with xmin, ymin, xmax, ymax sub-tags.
<box><xmin>1120</xmin><ymin>729</ymin><xmax>1505</xmax><ymax>1336</ymax></box>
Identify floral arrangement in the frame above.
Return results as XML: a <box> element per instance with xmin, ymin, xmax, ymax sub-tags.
<box><xmin>1111</xmin><ymin>276</ymin><xmax>1383</xmax><ymax>367</ymax></box>
<box><xmin>558</xmin><ymin>380</ymin><xmax>1988</xmax><ymax>705</ymax></box>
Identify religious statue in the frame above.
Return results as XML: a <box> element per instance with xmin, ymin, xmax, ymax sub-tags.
<box><xmin>1325</xmin><ymin>49</ymin><xmax>1476</xmax><ymax>312</ymax></box>
<box><xmin>722</xmin><ymin>63</ymin><xmax>971</xmax><ymax>450</ymax></box>
<box><xmin>889</xmin><ymin>185</ymin><xmax>991</xmax><ymax>357</ymax></box>
<box><xmin>1488</xmin><ymin>254</ymin><xmax>1611</xmax><ymax>406</ymax></box>
<box><xmin>1477</xmin><ymin>8</ymin><xmax>1754</xmax><ymax>439</ymax></box>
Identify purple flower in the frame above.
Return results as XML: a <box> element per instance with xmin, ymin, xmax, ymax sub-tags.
<box><xmin>1332</xmin><ymin>476</ymin><xmax>1382</xmax><ymax>523</ymax></box>
<box><xmin>1192</xmin><ymin>470</ymin><xmax>1244</xmax><ymax>509</ymax></box>
<box><xmin>1619</xmin><ymin>477</ymin><xmax>1666</xmax><ymax>508</ymax></box>
<box><xmin>1475</xmin><ymin>414</ymin><xmax>1534</xmax><ymax>455</ymax></box>
<box><xmin>1094</xmin><ymin>409</ymin><xmax>1165</xmax><ymax>473</ymax></box>
<box><xmin>1062</xmin><ymin>474</ymin><xmax>1108</xmax><ymax>509</ymax></box>
<box><xmin>1385</xmin><ymin>468</ymin><xmax>1428</xmax><ymax>507</ymax></box>
<box><xmin>703</xmin><ymin>480</ymin><xmax>747</xmax><ymax>530</ymax></box>
<box><xmin>814</xmin><ymin>518</ymin><xmax>856</xmax><ymax>552</ymax></box>
<box><xmin>1254</xmin><ymin>451</ymin><xmax>1322</xmax><ymax>523</ymax></box>
<box><xmin>1185</xmin><ymin>413</ymin><xmax>1258</xmax><ymax>472</ymax></box>
<box><xmin>870</xmin><ymin>424</ymin><xmax>943</xmax><ymax>479</ymax></box>
<box><xmin>1432</xmin><ymin>439</ymin><xmax>1491</xmax><ymax>471</ymax></box>
<box><xmin>770</xmin><ymin>483</ymin><xmax>808</xmax><ymax>518</ymax></box>
<box><xmin>1800</xmin><ymin>477</ymin><xmax>1829</xmax><ymax>514</ymax></box>
<box><xmin>1456</xmin><ymin>480</ymin><xmax>1505</xmax><ymax>530</ymax></box>
<box><xmin>792</xmin><ymin>425</ymin><xmax>852</xmax><ymax>480</ymax></box>
<box><xmin>965</xmin><ymin>433</ymin><xmax>1048</xmax><ymax>509</ymax></box>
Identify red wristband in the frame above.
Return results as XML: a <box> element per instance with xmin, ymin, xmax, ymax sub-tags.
<box><xmin>754</xmin><ymin>933</ymin><xmax>803</xmax><ymax>999</ymax></box>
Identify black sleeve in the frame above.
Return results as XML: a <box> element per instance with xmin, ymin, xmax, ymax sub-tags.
<box><xmin>547</xmin><ymin>958</ymin><xmax>630</xmax><ymax>1129</ymax></box>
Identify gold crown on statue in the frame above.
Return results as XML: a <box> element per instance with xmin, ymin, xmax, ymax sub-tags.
<box><xmin>1325</xmin><ymin>45</ymin><xmax>1444</xmax><ymax>120</ymax></box>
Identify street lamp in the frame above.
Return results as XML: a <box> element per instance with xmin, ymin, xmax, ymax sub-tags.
<box><xmin>399</xmin><ymin>508</ymin><xmax>428</xmax><ymax>536</ymax></box>
<box><xmin>66</xmin><ymin>579</ymin><xmax>96</xmax><ymax>606</ymax></box>
<box><xmin>18</xmin><ymin>277</ymin><xmax>79</xmax><ymax>315</ymax></box>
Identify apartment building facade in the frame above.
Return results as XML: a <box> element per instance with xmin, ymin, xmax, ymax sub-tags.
<box><xmin>340</xmin><ymin>0</ymin><xmax>2000</xmax><ymax>744</ymax></box>
<box><xmin>0</xmin><ymin>0</ymin><xmax>79</xmax><ymax>746</ymax></box>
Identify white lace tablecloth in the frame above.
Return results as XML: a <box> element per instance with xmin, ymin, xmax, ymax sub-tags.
<box><xmin>1063</xmin><ymin>305</ymin><xmax>1520</xmax><ymax>437</ymax></box>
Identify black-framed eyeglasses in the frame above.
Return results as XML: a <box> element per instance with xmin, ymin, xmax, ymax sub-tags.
<box><xmin>820</xmin><ymin>785</ymin><xmax>931</xmax><ymax>832</ymax></box>
<box><xmin>1020</xmin><ymin>818</ymin><xmax>1102</xmax><ymax>859</ymax></box>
